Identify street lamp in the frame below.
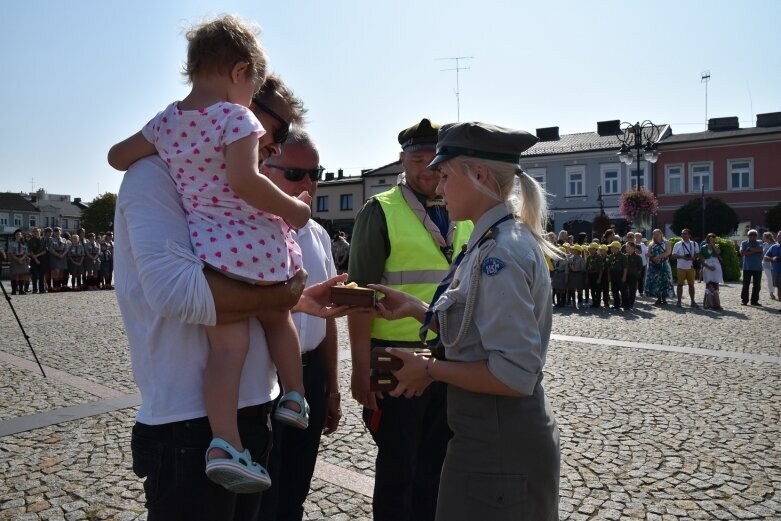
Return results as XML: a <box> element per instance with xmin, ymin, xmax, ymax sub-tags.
<box><xmin>616</xmin><ymin>121</ymin><xmax>661</xmax><ymax>190</ymax></box>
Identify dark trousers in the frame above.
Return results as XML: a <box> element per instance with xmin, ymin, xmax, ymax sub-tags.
<box><xmin>587</xmin><ymin>273</ymin><xmax>601</xmax><ymax>306</ymax></box>
<box><xmin>637</xmin><ymin>266</ymin><xmax>646</xmax><ymax>295</ymax></box>
<box><xmin>741</xmin><ymin>270</ymin><xmax>762</xmax><ymax>304</ymax></box>
<box><xmin>625</xmin><ymin>275</ymin><xmax>638</xmax><ymax>308</ymax></box>
<box><xmin>258</xmin><ymin>349</ymin><xmax>327</xmax><ymax>521</ymax></box>
<box><xmin>364</xmin><ymin>382</ymin><xmax>451</xmax><ymax>521</ymax></box>
<box><xmin>30</xmin><ymin>261</ymin><xmax>44</xmax><ymax>292</ymax></box>
<box><xmin>131</xmin><ymin>403</ymin><xmax>272</xmax><ymax>521</ymax></box>
<box><xmin>610</xmin><ymin>270</ymin><xmax>626</xmax><ymax>308</ymax></box>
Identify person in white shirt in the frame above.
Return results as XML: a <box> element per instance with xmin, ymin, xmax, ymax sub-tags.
<box><xmin>116</xmin><ymin>79</ymin><xmax>345</xmax><ymax>521</ymax></box>
<box><xmin>671</xmin><ymin>228</ymin><xmax>700</xmax><ymax>308</ymax></box>
<box><xmin>258</xmin><ymin>129</ymin><xmax>353</xmax><ymax>520</ymax></box>
<box><xmin>634</xmin><ymin>232</ymin><xmax>648</xmax><ymax>296</ymax></box>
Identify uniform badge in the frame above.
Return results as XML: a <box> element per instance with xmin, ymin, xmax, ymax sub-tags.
<box><xmin>481</xmin><ymin>257</ymin><xmax>505</xmax><ymax>276</ymax></box>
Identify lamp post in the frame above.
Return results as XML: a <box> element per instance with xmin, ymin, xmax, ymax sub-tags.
<box><xmin>616</xmin><ymin>121</ymin><xmax>661</xmax><ymax>190</ymax></box>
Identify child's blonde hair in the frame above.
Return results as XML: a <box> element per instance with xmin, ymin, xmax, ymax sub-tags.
<box><xmin>183</xmin><ymin>15</ymin><xmax>267</xmax><ymax>86</ymax></box>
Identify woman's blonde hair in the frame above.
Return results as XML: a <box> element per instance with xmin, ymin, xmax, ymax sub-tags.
<box><xmin>456</xmin><ymin>157</ymin><xmax>559</xmax><ymax>258</ymax></box>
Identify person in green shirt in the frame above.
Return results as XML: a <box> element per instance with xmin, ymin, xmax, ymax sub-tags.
<box><xmin>608</xmin><ymin>241</ymin><xmax>627</xmax><ymax>309</ymax></box>
<box><xmin>585</xmin><ymin>242</ymin><xmax>604</xmax><ymax>308</ymax></box>
<box><xmin>623</xmin><ymin>242</ymin><xmax>644</xmax><ymax>309</ymax></box>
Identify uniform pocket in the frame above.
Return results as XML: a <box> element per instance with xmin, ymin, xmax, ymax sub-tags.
<box><xmin>467</xmin><ymin>473</ymin><xmax>527</xmax><ymax>509</ymax></box>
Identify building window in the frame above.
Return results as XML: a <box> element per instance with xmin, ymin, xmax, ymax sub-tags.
<box><xmin>340</xmin><ymin>194</ymin><xmax>353</xmax><ymax>211</ymax></box>
<box><xmin>566</xmin><ymin>166</ymin><xmax>585</xmax><ymax>197</ymax></box>
<box><xmin>600</xmin><ymin>164</ymin><xmax>620</xmax><ymax>195</ymax></box>
<box><xmin>689</xmin><ymin>162</ymin><xmax>712</xmax><ymax>193</ymax></box>
<box><xmin>29</xmin><ymin>215</ymin><xmax>38</xmax><ymax>227</ymax></box>
<box><xmin>628</xmin><ymin>164</ymin><xmax>647</xmax><ymax>190</ymax></box>
<box><xmin>0</xmin><ymin>213</ymin><xmax>8</xmax><ymax>226</ymax></box>
<box><xmin>62</xmin><ymin>219</ymin><xmax>69</xmax><ymax>229</ymax></box>
<box><xmin>526</xmin><ymin>168</ymin><xmax>546</xmax><ymax>191</ymax></box>
<box><xmin>728</xmin><ymin>158</ymin><xmax>753</xmax><ymax>190</ymax></box>
<box><xmin>316</xmin><ymin>196</ymin><xmax>328</xmax><ymax>212</ymax></box>
<box><xmin>13</xmin><ymin>214</ymin><xmax>22</xmax><ymax>227</ymax></box>
<box><xmin>665</xmin><ymin>164</ymin><xmax>683</xmax><ymax>194</ymax></box>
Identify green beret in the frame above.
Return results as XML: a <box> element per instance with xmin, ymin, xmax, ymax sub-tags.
<box><xmin>428</xmin><ymin>121</ymin><xmax>538</xmax><ymax>169</ymax></box>
<box><xmin>398</xmin><ymin>118</ymin><xmax>440</xmax><ymax>150</ymax></box>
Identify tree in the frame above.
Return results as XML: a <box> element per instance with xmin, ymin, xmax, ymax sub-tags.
<box><xmin>80</xmin><ymin>193</ymin><xmax>117</xmax><ymax>233</ymax></box>
<box><xmin>766</xmin><ymin>202</ymin><xmax>781</xmax><ymax>232</ymax></box>
<box><xmin>671</xmin><ymin>197</ymin><xmax>738</xmax><ymax>239</ymax></box>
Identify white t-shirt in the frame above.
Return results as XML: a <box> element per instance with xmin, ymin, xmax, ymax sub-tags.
<box><xmin>673</xmin><ymin>240</ymin><xmax>700</xmax><ymax>270</ymax></box>
<box><xmin>292</xmin><ymin>220</ymin><xmax>337</xmax><ymax>353</ymax></box>
<box><xmin>115</xmin><ymin>156</ymin><xmax>278</xmax><ymax>426</ymax></box>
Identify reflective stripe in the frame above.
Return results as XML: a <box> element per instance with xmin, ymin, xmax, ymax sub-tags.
<box><xmin>381</xmin><ymin>269</ymin><xmax>450</xmax><ymax>286</ymax></box>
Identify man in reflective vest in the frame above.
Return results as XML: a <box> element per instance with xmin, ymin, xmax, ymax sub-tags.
<box><xmin>348</xmin><ymin>118</ymin><xmax>474</xmax><ymax>521</ymax></box>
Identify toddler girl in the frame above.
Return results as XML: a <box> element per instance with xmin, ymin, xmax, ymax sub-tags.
<box><xmin>108</xmin><ymin>15</ymin><xmax>310</xmax><ymax>493</ymax></box>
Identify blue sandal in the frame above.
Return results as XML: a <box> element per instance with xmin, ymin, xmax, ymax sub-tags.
<box><xmin>204</xmin><ymin>437</ymin><xmax>271</xmax><ymax>493</ymax></box>
<box><xmin>274</xmin><ymin>391</ymin><xmax>310</xmax><ymax>429</ymax></box>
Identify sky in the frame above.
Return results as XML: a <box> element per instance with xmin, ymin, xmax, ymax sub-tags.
<box><xmin>1</xmin><ymin>0</ymin><xmax>779</xmax><ymax>203</ymax></box>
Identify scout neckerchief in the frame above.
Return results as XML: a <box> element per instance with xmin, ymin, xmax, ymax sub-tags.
<box><xmin>398</xmin><ymin>180</ymin><xmax>455</xmax><ymax>261</ymax></box>
<box><xmin>419</xmin><ymin>213</ymin><xmax>514</xmax><ymax>347</ymax></box>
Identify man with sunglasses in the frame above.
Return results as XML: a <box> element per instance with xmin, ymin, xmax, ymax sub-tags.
<box><xmin>347</xmin><ymin>119</ymin><xmax>474</xmax><ymax>521</ymax></box>
<box><xmin>257</xmin><ymin>129</ymin><xmax>350</xmax><ymax>521</ymax></box>
<box><xmin>740</xmin><ymin>229</ymin><xmax>765</xmax><ymax>306</ymax></box>
<box><xmin>117</xmin><ymin>75</ymin><xmax>346</xmax><ymax>521</ymax></box>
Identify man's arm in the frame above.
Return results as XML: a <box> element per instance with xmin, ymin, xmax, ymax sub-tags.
<box><xmin>117</xmin><ymin>156</ymin><xmax>304</xmax><ymax>326</ymax></box>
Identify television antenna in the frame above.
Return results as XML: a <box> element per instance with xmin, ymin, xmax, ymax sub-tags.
<box><xmin>437</xmin><ymin>56</ymin><xmax>473</xmax><ymax>121</ymax></box>
<box><xmin>701</xmin><ymin>70</ymin><xmax>711</xmax><ymax>130</ymax></box>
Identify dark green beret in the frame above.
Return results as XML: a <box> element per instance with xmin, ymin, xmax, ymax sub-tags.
<box><xmin>428</xmin><ymin>121</ymin><xmax>539</xmax><ymax>169</ymax></box>
<box><xmin>398</xmin><ymin>118</ymin><xmax>440</xmax><ymax>150</ymax></box>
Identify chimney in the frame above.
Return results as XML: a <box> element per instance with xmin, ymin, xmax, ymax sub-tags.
<box><xmin>707</xmin><ymin>117</ymin><xmax>739</xmax><ymax>131</ymax></box>
<box><xmin>535</xmin><ymin>127</ymin><xmax>559</xmax><ymax>141</ymax></box>
<box><xmin>325</xmin><ymin>172</ymin><xmax>335</xmax><ymax>181</ymax></box>
<box><xmin>74</xmin><ymin>197</ymin><xmax>81</xmax><ymax>204</ymax></box>
<box><xmin>597</xmin><ymin>120</ymin><xmax>621</xmax><ymax>136</ymax></box>
<box><xmin>756</xmin><ymin>112</ymin><xmax>781</xmax><ymax>128</ymax></box>
<box><xmin>338</xmin><ymin>168</ymin><xmax>344</xmax><ymax>179</ymax></box>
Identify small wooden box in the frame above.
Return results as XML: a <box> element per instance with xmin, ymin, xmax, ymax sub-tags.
<box><xmin>330</xmin><ymin>285</ymin><xmax>376</xmax><ymax>307</ymax></box>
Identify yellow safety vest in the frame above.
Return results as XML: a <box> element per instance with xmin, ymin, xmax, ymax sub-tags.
<box><xmin>371</xmin><ymin>186</ymin><xmax>473</xmax><ymax>342</ymax></box>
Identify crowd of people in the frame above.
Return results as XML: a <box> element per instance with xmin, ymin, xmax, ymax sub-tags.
<box><xmin>2</xmin><ymin>227</ymin><xmax>114</xmax><ymax>295</ymax></box>
<box><xmin>545</xmin><ymin>227</ymin><xmax>781</xmax><ymax>312</ymax></box>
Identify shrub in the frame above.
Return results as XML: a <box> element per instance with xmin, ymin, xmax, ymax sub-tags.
<box><xmin>667</xmin><ymin>236</ymin><xmax>740</xmax><ymax>282</ymax></box>
<box><xmin>766</xmin><ymin>202</ymin><xmax>781</xmax><ymax>232</ymax></box>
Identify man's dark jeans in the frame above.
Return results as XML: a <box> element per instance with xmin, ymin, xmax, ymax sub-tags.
<box><xmin>131</xmin><ymin>403</ymin><xmax>272</xmax><ymax>521</ymax></box>
<box><xmin>741</xmin><ymin>270</ymin><xmax>762</xmax><ymax>304</ymax></box>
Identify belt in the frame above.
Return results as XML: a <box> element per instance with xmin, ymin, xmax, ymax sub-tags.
<box><xmin>301</xmin><ymin>347</ymin><xmax>319</xmax><ymax>366</ymax></box>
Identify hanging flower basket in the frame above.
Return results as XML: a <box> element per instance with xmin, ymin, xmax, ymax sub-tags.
<box><xmin>619</xmin><ymin>187</ymin><xmax>659</xmax><ymax>228</ymax></box>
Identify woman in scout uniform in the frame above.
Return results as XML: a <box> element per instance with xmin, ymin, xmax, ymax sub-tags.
<box><xmin>83</xmin><ymin>233</ymin><xmax>101</xmax><ymax>289</ymax></box>
<box><xmin>371</xmin><ymin>122</ymin><xmax>560</xmax><ymax>520</ymax></box>
<box><xmin>8</xmin><ymin>229</ymin><xmax>31</xmax><ymax>295</ymax></box>
<box><xmin>67</xmin><ymin>234</ymin><xmax>86</xmax><ymax>291</ymax></box>
<box><xmin>47</xmin><ymin>227</ymin><xmax>70</xmax><ymax>292</ymax></box>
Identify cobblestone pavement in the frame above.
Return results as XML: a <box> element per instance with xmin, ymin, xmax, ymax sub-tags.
<box><xmin>1</xmin><ymin>283</ymin><xmax>779</xmax><ymax>520</ymax></box>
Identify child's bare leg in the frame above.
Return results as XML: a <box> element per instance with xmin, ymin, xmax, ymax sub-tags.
<box><xmin>204</xmin><ymin>321</ymin><xmax>249</xmax><ymax>458</ymax></box>
<box><xmin>259</xmin><ymin>310</ymin><xmax>304</xmax><ymax>411</ymax></box>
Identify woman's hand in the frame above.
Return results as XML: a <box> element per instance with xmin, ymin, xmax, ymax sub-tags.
<box><xmin>387</xmin><ymin>348</ymin><xmax>432</xmax><ymax>398</ymax></box>
<box><xmin>369</xmin><ymin>284</ymin><xmax>427</xmax><ymax>322</ymax></box>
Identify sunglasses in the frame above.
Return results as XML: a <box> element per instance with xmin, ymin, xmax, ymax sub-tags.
<box><xmin>266</xmin><ymin>164</ymin><xmax>324</xmax><ymax>182</ymax></box>
<box><xmin>256</xmin><ymin>102</ymin><xmax>290</xmax><ymax>144</ymax></box>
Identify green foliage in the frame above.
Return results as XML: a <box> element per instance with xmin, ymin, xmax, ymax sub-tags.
<box><xmin>667</xmin><ymin>236</ymin><xmax>740</xmax><ymax>282</ymax></box>
<box><xmin>80</xmin><ymin>193</ymin><xmax>117</xmax><ymax>233</ymax></box>
<box><xmin>766</xmin><ymin>202</ymin><xmax>781</xmax><ymax>232</ymax></box>
<box><xmin>671</xmin><ymin>197</ymin><xmax>739</xmax><ymax>238</ymax></box>
<box><xmin>592</xmin><ymin>213</ymin><xmax>611</xmax><ymax>236</ymax></box>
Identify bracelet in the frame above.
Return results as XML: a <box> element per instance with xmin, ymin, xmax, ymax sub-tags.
<box><xmin>326</xmin><ymin>391</ymin><xmax>341</xmax><ymax>399</ymax></box>
<box><xmin>424</xmin><ymin>358</ymin><xmax>436</xmax><ymax>382</ymax></box>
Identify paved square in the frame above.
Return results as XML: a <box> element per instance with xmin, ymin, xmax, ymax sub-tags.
<box><xmin>1</xmin><ymin>283</ymin><xmax>779</xmax><ymax>520</ymax></box>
